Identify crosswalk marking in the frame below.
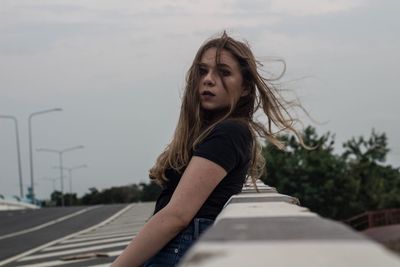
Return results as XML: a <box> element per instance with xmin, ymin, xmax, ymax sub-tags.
<box><xmin>43</xmin><ymin>235</ymin><xmax>134</xmax><ymax>251</ymax></box>
<box><xmin>96</xmin><ymin>222</ymin><xmax>143</xmax><ymax>230</ymax></box>
<box><xmin>19</xmin><ymin>241</ymin><xmax>130</xmax><ymax>261</ymax></box>
<box><xmin>3</xmin><ymin>202</ymin><xmax>155</xmax><ymax>267</ymax></box>
<box><xmin>60</xmin><ymin>232</ymin><xmax>134</xmax><ymax>243</ymax></box>
<box><xmin>14</xmin><ymin>258</ymin><xmax>89</xmax><ymax>267</ymax></box>
<box><xmin>76</xmin><ymin>229</ymin><xmax>137</xmax><ymax>238</ymax></box>
<box><xmin>63</xmin><ymin>230</ymin><xmax>136</xmax><ymax>241</ymax></box>
<box><xmin>88</xmin><ymin>222</ymin><xmax>144</xmax><ymax>231</ymax></box>
<box><xmin>13</xmin><ymin>250</ymin><xmax>125</xmax><ymax>267</ymax></box>
<box><xmin>86</xmin><ymin>263</ymin><xmax>112</xmax><ymax>267</ymax></box>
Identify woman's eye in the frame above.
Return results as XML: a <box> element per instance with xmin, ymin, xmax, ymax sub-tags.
<box><xmin>219</xmin><ymin>69</ymin><xmax>231</xmax><ymax>76</ymax></box>
<box><xmin>199</xmin><ymin>67</ymin><xmax>207</xmax><ymax>75</ymax></box>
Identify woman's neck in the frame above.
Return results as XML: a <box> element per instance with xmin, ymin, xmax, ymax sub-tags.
<box><xmin>201</xmin><ymin>108</ymin><xmax>230</xmax><ymax>126</ymax></box>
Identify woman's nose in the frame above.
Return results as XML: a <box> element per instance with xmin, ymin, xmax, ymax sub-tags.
<box><xmin>203</xmin><ymin>71</ymin><xmax>216</xmax><ymax>87</ymax></box>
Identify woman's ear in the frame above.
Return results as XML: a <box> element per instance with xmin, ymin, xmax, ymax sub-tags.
<box><xmin>240</xmin><ymin>87</ymin><xmax>250</xmax><ymax>97</ymax></box>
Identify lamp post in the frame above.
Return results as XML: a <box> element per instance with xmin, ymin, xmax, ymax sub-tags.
<box><xmin>54</xmin><ymin>164</ymin><xmax>87</xmax><ymax>205</ymax></box>
<box><xmin>37</xmin><ymin>145</ymin><xmax>84</xmax><ymax>206</ymax></box>
<box><xmin>0</xmin><ymin>115</ymin><xmax>23</xmax><ymax>198</ymax></box>
<box><xmin>42</xmin><ymin>177</ymin><xmax>60</xmax><ymax>192</ymax></box>
<box><xmin>41</xmin><ymin>177</ymin><xmax>61</xmax><ymax>206</ymax></box>
<box><xmin>28</xmin><ymin>108</ymin><xmax>62</xmax><ymax>204</ymax></box>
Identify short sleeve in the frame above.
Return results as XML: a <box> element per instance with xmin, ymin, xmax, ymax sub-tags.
<box><xmin>193</xmin><ymin>121</ymin><xmax>252</xmax><ymax>173</ymax></box>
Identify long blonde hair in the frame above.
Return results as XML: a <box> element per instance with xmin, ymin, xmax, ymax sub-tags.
<box><xmin>149</xmin><ymin>32</ymin><xmax>305</xmax><ymax>187</ymax></box>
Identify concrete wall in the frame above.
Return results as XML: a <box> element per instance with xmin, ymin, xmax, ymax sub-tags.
<box><xmin>179</xmin><ymin>180</ymin><xmax>400</xmax><ymax>267</ymax></box>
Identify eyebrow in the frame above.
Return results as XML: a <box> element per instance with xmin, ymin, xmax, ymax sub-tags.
<box><xmin>198</xmin><ymin>62</ymin><xmax>232</xmax><ymax>69</ymax></box>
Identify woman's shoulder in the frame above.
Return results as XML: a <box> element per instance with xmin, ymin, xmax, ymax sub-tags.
<box><xmin>194</xmin><ymin>118</ymin><xmax>253</xmax><ymax>172</ymax></box>
<box><xmin>214</xmin><ymin>119</ymin><xmax>251</xmax><ymax>137</ymax></box>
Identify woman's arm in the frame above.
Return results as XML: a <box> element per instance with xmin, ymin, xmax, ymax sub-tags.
<box><xmin>111</xmin><ymin>156</ymin><xmax>227</xmax><ymax>267</ymax></box>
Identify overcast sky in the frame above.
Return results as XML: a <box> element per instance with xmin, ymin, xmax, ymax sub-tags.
<box><xmin>1</xmin><ymin>0</ymin><xmax>399</xmax><ymax>200</ymax></box>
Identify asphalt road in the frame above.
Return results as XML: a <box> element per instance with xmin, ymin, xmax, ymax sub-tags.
<box><xmin>0</xmin><ymin>204</ymin><xmax>127</xmax><ymax>262</ymax></box>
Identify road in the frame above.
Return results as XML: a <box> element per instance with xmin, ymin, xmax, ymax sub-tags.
<box><xmin>0</xmin><ymin>203</ymin><xmax>155</xmax><ymax>267</ymax></box>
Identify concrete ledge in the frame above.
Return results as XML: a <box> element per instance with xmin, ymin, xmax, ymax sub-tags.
<box><xmin>241</xmin><ymin>180</ymin><xmax>277</xmax><ymax>193</ymax></box>
<box><xmin>226</xmin><ymin>192</ymin><xmax>300</xmax><ymax>205</ymax></box>
<box><xmin>179</xmin><ymin>180</ymin><xmax>400</xmax><ymax>267</ymax></box>
<box><xmin>179</xmin><ymin>242</ymin><xmax>400</xmax><ymax>267</ymax></box>
<box><xmin>217</xmin><ymin>201</ymin><xmax>316</xmax><ymax>221</ymax></box>
<box><xmin>203</xmin><ymin>217</ymin><xmax>366</xmax><ymax>241</ymax></box>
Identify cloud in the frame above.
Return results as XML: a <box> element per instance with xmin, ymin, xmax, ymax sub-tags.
<box><xmin>270</xmin><ymin>0</ymin><xmax>399</xmax><ymax>46</ymax></box>
<box><xmin>1</xmin><ymin>0</ymin><xmax>399</xmax><ymax>199</ymax></box>
<box><xmin>269</xmin><ymin>0</ymin><xmax>368</xmax><ymax>16</ymax></box>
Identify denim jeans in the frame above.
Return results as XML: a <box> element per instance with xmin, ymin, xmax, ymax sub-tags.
<box><xmin>142</xmin><ymin>218</ymin><xmax>214</xmax><ymax>267</ymax></box>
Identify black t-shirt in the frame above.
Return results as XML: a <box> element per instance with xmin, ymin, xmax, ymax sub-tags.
<box><xmin>153</xmin><ymin>120</ymin><xmax>252</xmax><ymax>220</ymax></box>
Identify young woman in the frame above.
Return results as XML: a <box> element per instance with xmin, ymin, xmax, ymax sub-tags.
<box><xmin>112</xmin><ymin>32</ymin><xmax>304</xmax><ymax>267</ymax></box>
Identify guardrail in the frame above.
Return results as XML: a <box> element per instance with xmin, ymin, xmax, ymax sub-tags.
<box><xmin>344</xmin><ymin>209</ymin><xmax>400</xmax><ymax>231</ymax></box>
<box><xmin>0</xmin><ymin>199</ymin><xmax>38</xmax><ymax>210</ymax></box>
<box><xmin>179</xmin><ymin>180</ymin><xmax>400</xmax><ymax>267</ymax></box>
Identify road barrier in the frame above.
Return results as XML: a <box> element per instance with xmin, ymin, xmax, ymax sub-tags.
<box><xmin>0</xmin><ymin>199</ymin><xmax>38</xmax><ymax>210</ymax></box>
<box><xmin>345</xmin><ymin>208</ymin><xmax>400</xmax><ymax>231</ymax></box>
<box><xmin>179</xmin><ymin>180</ymin><xmax>400</xmax><ymax>267</ymax></box>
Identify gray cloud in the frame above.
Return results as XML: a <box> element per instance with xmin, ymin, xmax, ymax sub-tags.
<box><xmin>1</xmin><ymin>0</ymin><xmax>399</xmax><ymax>200</ymax></box>
<box><xmin>271</xmin><ymin>1</ymin><xmax>399</xmax><ymax>42</ymax></box>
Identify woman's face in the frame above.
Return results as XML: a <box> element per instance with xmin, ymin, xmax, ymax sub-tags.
<box><xmin>198</xmin><ymin>47</ymin><xmax>246</xmax><ymax>112</ymax></box>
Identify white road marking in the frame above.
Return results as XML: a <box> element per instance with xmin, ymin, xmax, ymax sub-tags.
<box><xmin>12</xmin><ymin>250</ymin><xmax>123</xmax><ymax>267</ymax></box>
<box><xmin>1</xmin><ymin>203</ymin><xmax>156</xmax><ymax>267</ymax></box>
<box><xmin>96</xmin><ymin>227</ymin><xmax>141</xmax><ymax>233</ymax></box>
<box><xmin>0</xmin><ymin>207</ymin><xmax>96</xmax><ymax>240</ymax></box>
<box><xmin>60</xmin><ymin>232</ymin><xmax>134</xmax><ymax>244</ymax></box>
<box><xmin>0</xmin><ymin>204</ymin><xmax>133</xmax><ymax>267</ymax></box>
<box><xmin>13</xmin><ymin>250</ymin><xmax>124</xmax><ymax>267</ymax></box>
<box><xmin>86</xmin><ymin>263</ymin><xmax>113</xmax><ymax>267</ymax></box>
<box><xmin>75</xmin><ymin>230</ymin><xmax>137</xmax><ymax>239</ymax></box>
<box><xmin>43</xmin><ymin>235</ymin><xmax>134</xmax><ymax>251</ymax></box>
<box><xmin>19</xmin><ymin>241</ymin><xmax>130</xmax><ymax>261</ymax></box>
<box><xmin>96</xmin><ymin>222</ymin><xmax>143</xmax><ymax>230</ymax></box>
<box><xmin>13</xmin><ymin>258</ymin><xmax>88</xmax><ymax>267</ymax></box>
<box><xmin>102</xmin><ymin>250</ymin><xmax>123</xmax><ymax>257</ymax></box>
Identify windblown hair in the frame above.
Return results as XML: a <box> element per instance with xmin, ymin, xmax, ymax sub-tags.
<box><xmin>149</xmin><ymin>31</ymin><xmax>305</xmax><ymax>188</ymax></box>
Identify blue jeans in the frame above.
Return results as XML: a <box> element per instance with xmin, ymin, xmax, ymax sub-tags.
<box><xmin>142</xmin><ymin>218</ymin><xmax>214</xmax><ymax>267</ymax></box>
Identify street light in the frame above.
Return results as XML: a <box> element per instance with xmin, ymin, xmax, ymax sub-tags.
<box><xmin>0</xmin><ymin>115</ymin><xmax>23</xmax><ymax>198</ymax></box>
<box><xmin>28</xmin><ymin>108</ymin><xmax>62</xmax><ymax>204</ymax></box>
<box><xmin>53</xmin><ymin>164</ymin><xmax>87</xmax><ymax>205</ymax></box>
<box><xmin>41</xmin><ymin>177</ymin><xmax>60</xmax><ymax>192</ymax></box>
<box><xmin>54</xmin><ymin>164</ymin><xmax>88</xmax><ymax>194</ymax></box>
<box><xmin>37</xmin><ymin>145</ymin><xmax>84</xmax><ymax>206</ymax></box>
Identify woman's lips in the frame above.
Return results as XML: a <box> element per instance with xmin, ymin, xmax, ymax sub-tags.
<box><xmin>200</xmin><ymin>90</ymin><xmax>215</xmax><ymax>101</ymax></box>
<box><xmin>201</xmin><ymin>90</ymin><xmax>215</xmax><ymax>96</ymax></box>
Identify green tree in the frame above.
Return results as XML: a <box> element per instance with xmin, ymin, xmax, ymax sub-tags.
<box><xmin>262</xmin><ymin>126</ymin><xmax>400</xmax><ymax>220</ymax></box>
<box><xmin>50</xmin><ymin>190</ymin><xmax>63</xmax><ymax>206</ymax></box>
<box><xmin>342</xmin><ymin>131</ymin><xmax>400</xmax><ymax>214</ymax></box>
<box><xmin>64</xmin><ymin>193</ymin><xmax>79</xmax><ymax>206</ymax></box>
<box><xmin>50</xmin><ymin>191</ymin><xmax>79</xmax><ymax>206</ymax></box>
<box><xmin>80</xmin><ymin>184</ymin><xmax>144</xmax><ymax>204</ymax></box>
<box><xmin>139</xmin><ymin>182</ymin><xmax>162</xmax><ymax>202</ymax></box>
<box><xmin>101</xmin><ymin>185</ymin><xmax>142</xmax><ymax>203</ymax></box>
<box><xmin>81</xmin><ymin>187</ymin><xmax>101</xmax><ymax>205</ymax></box>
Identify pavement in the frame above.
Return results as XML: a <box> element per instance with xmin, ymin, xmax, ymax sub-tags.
<box><xmin>0</xmin><ymin>202</ymin><xmax>155</xmax><ymax>267</ymax></box>
<box><xmin>0</xmin><ymin>206</ymin><xmax>89</xmax><ymax>237</ymax></box>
